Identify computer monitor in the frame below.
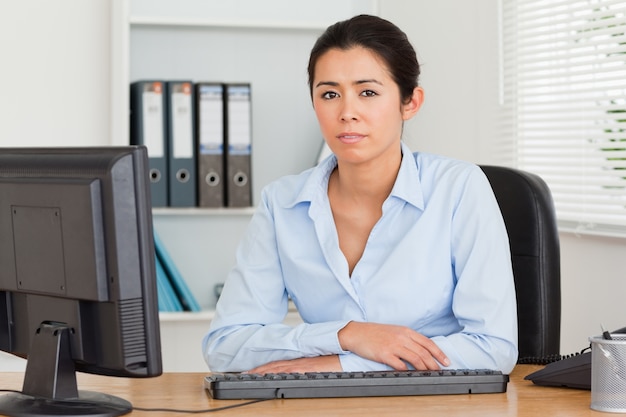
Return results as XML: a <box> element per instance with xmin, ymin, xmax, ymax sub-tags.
<box><xmin>0</xmin><ymin>146</ymin><xmax>162</xmax><ymax>417</ymax></box>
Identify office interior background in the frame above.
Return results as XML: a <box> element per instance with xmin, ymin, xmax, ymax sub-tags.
<box><xmin>1</xmin><ymin>0</ymin><xmax>625</xmax><ymax>370</ymax></box>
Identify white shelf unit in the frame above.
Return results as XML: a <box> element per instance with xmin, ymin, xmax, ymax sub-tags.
<box><xmin>159</xmin><ymin>310</ymin><xmax>216</xmax><ymax>372</ymax></box>
<box><xmin>113</xmin><ymin>0</ymin><xmax>377</xmax><ymax>371</ymax></box>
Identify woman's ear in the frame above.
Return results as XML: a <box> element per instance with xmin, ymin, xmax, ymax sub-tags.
<box><xmin>402</xmin><ymin>86</ymin><xmax>424</xmax><ymax>121</ymax></box>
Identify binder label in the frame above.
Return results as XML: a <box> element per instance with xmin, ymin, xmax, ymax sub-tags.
<box><xmin>170</xmin><ymin>82</ymin><xmax>194</xmax><ymax>159</ymax></box>
<box><xmin>198</xmin><ymin>84</ymin><xmax>224</xmax><ymax>156</ymax></box>
<box><xmin>227</xmin><ymin>85</ymin><xmax>252</xmax><ymax>155</ymax></box>
<box><xmin>141</xmin><ymin>82</ymin><xmax>165</xmax><ymax>158</ymax></box>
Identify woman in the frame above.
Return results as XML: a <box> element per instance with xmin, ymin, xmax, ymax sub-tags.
<box><xmin>203</xmin><ymin>14</ymin><xmax>518</xmax><ymax>374</ymax></box>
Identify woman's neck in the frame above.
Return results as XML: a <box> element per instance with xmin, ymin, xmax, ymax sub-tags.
<box><xmin>330</xmin><ymin>150</ymin><xmax>402</xmax><ymax>205</ymax></box>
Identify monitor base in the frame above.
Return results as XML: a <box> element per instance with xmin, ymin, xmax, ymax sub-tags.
<box><xmin>0</xmin><ymin>390</ymin><xmax>132</xmax><ymax>417</ymax></box>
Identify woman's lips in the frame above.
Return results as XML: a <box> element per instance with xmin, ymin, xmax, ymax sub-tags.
<box><xmin>337</xmin><ymin>133</ymin><xmax>365</xmax><ymax>144</ymax></box>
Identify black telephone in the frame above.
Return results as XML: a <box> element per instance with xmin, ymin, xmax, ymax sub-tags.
<box><xmin>523</xmin><ymin>326</ymin><xmax>626</xmax><ymax>390</ymax></box>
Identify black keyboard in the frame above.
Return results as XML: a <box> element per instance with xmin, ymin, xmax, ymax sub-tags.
<box><xmin>204</xmin><ymin>369</ymin><xmax>509</xmax><ymax>399</ymax></box>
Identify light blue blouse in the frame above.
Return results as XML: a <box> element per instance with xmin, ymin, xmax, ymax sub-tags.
<box><xmin>203</xmin><ymin>142</ymin><xmax>518</xmax><ymax>373</ymax></box>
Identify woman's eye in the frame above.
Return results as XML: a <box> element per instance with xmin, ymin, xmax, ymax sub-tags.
<box><xmin>360</xmin><ymin>90</ymin><xmax>377</xmax><ymax>97</ymax></box>
<box><xmin>321</xmin><ymin>91</ymin><xmax>338</xmax><ymax>100</ymax></box>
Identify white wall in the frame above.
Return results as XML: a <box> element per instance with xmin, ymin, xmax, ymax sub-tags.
<box><xmin>0</xmin><ymin>0</ymin><xmax>114</xmax><ymax>147</ymax></box>
<box><xmin>559</xmin><ymin>233</ymin><xmax>626</xmax><ymax>351</ymax></box>
<box><xmin>379</xmin><ymin>0</ymin><xmax>500</xmax><ymax>164</ymax></box>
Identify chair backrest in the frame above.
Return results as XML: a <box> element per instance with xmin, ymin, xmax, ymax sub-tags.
<box><xmin>480</xmin><ymin>165</ymin><xmax>561</xmax><ymax>361</ymax></box>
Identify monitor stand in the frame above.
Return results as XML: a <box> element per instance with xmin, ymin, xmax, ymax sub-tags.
<box><xmin>0</xmin><ymin>322</ymin><xmax>132</xmax><ymax>417</ymax></box>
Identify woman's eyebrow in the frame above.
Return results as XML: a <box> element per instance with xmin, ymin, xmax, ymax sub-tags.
<box><xmin>354</xmin><ymin>79</ymin><xmax>383</xmax><ymax>86</ymax></box>
<box><xmin>314</xmin><ymin>79</ymin><xmax>383</xmax><ymax>89</ymax></box>
<box><xmin>315</xmin><ymin>80</ymin><xmax>339</xmax><ymax>88</ymax></box>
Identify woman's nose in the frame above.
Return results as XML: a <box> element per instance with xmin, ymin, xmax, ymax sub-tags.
<box><xmin>339</xmin><ymin>96</ymin><xmax>359</xmax><ymax>122</ymax></box>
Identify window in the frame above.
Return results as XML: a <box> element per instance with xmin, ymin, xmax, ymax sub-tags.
<box><xmin>500</xmin><ymin>0</ymin><xmax>626</xmax><ymax>236</ymax></box>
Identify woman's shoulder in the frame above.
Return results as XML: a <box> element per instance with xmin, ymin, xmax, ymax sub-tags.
<box><xmin>412</xmin><ymin>151</ymin><xmax>482</xmax><ymax>180</ymax></box>
<box><xmin>408</xmin><ymin>151</ymin><xmax>493</xmax><ymax>206</ymax></box>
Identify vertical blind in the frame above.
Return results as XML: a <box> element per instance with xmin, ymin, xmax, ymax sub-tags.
<box><xmin>500</xmin><ymin>0</ymin><xmax>626</xmax><ymax>235</ymax></box>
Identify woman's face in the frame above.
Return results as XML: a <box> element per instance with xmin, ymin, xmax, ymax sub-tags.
<box><xmin>312</xmin><ymin>46</ymin><xmax>422</xmax><ymax>167</ymax></box>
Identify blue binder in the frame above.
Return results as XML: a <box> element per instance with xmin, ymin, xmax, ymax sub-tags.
<box><xmin>165</xmin><ymin>81</ymin><xmax>197</xmax><ymax>207</ymax></box>
<box><xmin>155</xmin><ymin>255</ymin><xmax>183</xmax><ymax>312</ymax></box>
<box><xmin>130</xmin><ymin>80</ymin><xmax>168</xmax><ymax>207</ymax></box>
<box><xmin>153</xmin><ymin>232</ymin><xmax>201</xmax><ymax>312</ymax></box>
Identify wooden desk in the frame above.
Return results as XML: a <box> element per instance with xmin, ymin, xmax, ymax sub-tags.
<box><xmin>0</xmin><ymin>365</ymin><xmax>601</xmax><ymax>416</ymax></box>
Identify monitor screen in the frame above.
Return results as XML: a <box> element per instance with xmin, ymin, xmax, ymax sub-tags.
<box><xmin>0</xmin><ymin>146</ymin><xmax>162</xmax><ymax>417</ymax></box>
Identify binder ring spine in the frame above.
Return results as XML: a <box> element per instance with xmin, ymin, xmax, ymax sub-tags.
<box><xmin>233</xmin><ymin>171</ymin><xmax>248</xmax><ymax>187</ymax></box>
<box><xmin>205</xmin><ymin>171</ymin><xmax>221</xmax><ymax>187</ymax></box>
<box><xmin>176</xmin><ymin>168</ymin><xmax>191</xmax><ymax>183</ymax></box>
<box><xmin>149</xmin><ymin>168</ymin><xmax>162</xmax><ymax>183</ymax></box>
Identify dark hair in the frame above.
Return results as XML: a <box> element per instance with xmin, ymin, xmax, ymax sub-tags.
<box><xmin>307</xmin><ymin>14</ymin><xmax>420</xmax><ymax>104</ymax></box>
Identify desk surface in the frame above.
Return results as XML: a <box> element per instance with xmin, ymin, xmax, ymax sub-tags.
<box><xmin>0</xmin><ymin>365</ymin><xmax>600</xmax><ymax>416</ymax></box>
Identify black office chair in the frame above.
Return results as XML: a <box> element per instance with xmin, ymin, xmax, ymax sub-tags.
<box><xmin>480</xmin><ymin>165</ymin><xmax>561</xmax><ymax>361</ymax></box>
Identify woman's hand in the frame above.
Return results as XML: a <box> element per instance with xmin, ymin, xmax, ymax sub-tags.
<box><xmin>338</xmin><ymin>321</ymin><xmax>450</xmax><ymax>371</ymax></box>
<box><xmin>246</xmin><ymin>355</ymin><xmax>342</xmax><ymax>374</ymax></box>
